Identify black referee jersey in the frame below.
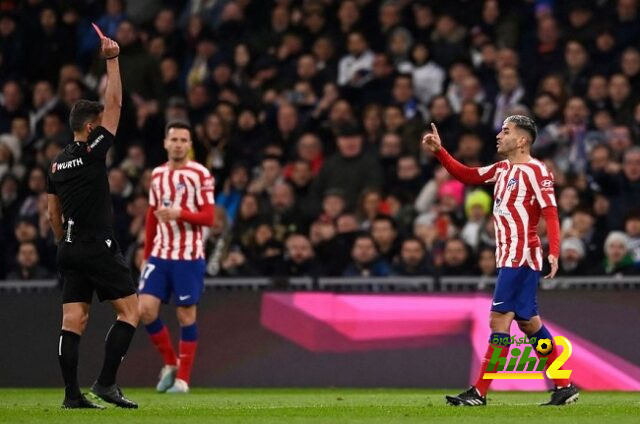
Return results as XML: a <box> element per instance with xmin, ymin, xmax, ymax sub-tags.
<box><xmin>47</xmin><ymin>126</ymin><xmax>135</xmax><ymax>303</ymax></box>
<box><xmin>46</xmin><ymin>126</ymin><xmax>115</xmax><ymax>232</ymax></box>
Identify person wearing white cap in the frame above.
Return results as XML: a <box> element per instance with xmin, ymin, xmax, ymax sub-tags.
<box><xmin>595</xmin><ymin>231</ymin><xmax>639</xmax><ymax>275</ymax></box>
<box><xmin>558</xmin><ymin>237</ymin><xmax>588</xmax><ymax>276</ymax></box>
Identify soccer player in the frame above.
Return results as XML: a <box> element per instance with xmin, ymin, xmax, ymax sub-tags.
<box><xmin>47</xmin><ymin>34</ymin><xmax>139</xmax><ymax>408</ymax></box>
<box><xmin>138</xmin><ymin>121</ymin><xmax>215</xmax><ymax>393</ymax></box>
<box><xmin>423</xmin><ymin>116</ymin><xmax>579</xmax><ymax>406</ymax></box>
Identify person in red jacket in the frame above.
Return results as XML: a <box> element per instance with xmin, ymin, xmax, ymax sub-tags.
<box><xmin>423</xmin><ymin>115</ymin><xmax>578</xmax><ymax>406</ymax></box>
<box><xmin>138</xmin><ymin>120</ymin><xmax>214</xmax><ymax>394</ymax></box>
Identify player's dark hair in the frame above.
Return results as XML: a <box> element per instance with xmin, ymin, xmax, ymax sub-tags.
<box><xmin>165</xmin><ymin>120</ymin><xmax>192</xmax><ymax>137</ymax></box>
<box><xmin>504</xmin><ymin>114</ymin><xmax>538</xmax><ymax>144</ymax></box>
<box><xmin>69</xmin><ymin>100</ymin><xmax>104</xmax><ymax>132</ymax></box>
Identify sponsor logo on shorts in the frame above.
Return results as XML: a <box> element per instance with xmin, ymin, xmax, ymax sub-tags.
<box><xmin>179</xmin><ymin>295</ymin><xmax>191</xmax><ymax>301</ymax></box>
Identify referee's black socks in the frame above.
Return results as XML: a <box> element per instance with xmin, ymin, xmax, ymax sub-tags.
<box><xmin>58</xmin><ymin>330</ymin><xmax>82</xmax><ymax>399</ymax></box>
<box><xmin>97</xmin><ymin>320</ymin><xmax>136</xmax><ymax>387</ymax></box>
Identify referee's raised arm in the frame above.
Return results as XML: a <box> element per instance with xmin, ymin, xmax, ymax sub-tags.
<box><xmin>97</xmin><ymin>32</ymin><xmax>121</xmax><ymax>136</ymax></box>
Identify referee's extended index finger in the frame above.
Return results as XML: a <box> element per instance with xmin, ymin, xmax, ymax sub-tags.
<box><xmin>91</xmin><ymin>22</ymin><xmax>106</xmax><ymax>39</ymax></box>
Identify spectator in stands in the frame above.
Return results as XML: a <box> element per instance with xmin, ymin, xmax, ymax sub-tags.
<box><xmin>562</xmin><ymin>39</ymin><xmax>591</xmax><ymax>97</ymax></box>
<box><xmin>244</xmin><ymin>222</ymin><xmax>283</xmax><ymax>276</ymax></box>
<box><xmin>532</xmin><ymin>92</ymin><xmax>561</xmax><ymax>130</ymax></box>
<box><xmin>393</xmin><ymin>237</ymin><xmax>431</xmax><ymax>276</ymax></box>
<box><xmin>605</xmin><ymin>125</ymin><xmax>634</xmax><ymax>162</ymax></box>
<box><xmin>269</xmin><ymin>181</ymin><xmax>307</xmax><ymax>236</ymax></box>
<box><xmin>6</xmin><ymin>241</ymin><xmax>50</xmax><ymax>280</ymax></box>
<box><xmin>281</xmin><ymin>233</ymin><xmax>323</xmax><ymax>277</ymax></box>
<box><xmin>320</xmin><ymin>189</ymin><xmax>346</xmax><ymax>222</ymax></box>
<box><xmin>370</xmin><ymin>215</ymin><xmax>400</xmax><ymax>263</ymax></box>
<box><xmin>220</xmin><ymin>245</ymin><xmax>257</xmax><ymax>277</ymax></box>
<box><xmin>608</xmin><ymin>73</ymin><xmax>634</xmax><ymax>125</ymax></box>
<box><xmin>460</xmin><ymin>189</ymin><xmax>492</xmax><ymax>252</ymax></box>
<box><xmin>360</xmin><ymin>53</ymin><xmax>394</xmax><ymax>106</ymax></box>
<box><xmin>595</xmin><ymin>147</ymin><xmax>640</xmax><ymax>229</ymax></box>
<box><xmin>439</xmin><ymin>238</ymin><xmax>475</xmax><ymax>276</ymax></box>
<box><xmin>477</xmin><ymin>246</ymin><xmax>496</xmax><ymax>277</ymax></box>
<box><xmin>535</xmin><ymin>96</ymin><xmax>593</xmax><ymax>173</ymax></box>
<box><xmin>338</xmin><ymin>31</ymin><xmax>374</xmax><ymax>87</ymax></box>
<box><xmin>557</xmin><ymin>186</ymin><xmax>581</xmax><ymax>225</ymax></box>
<box><xmin>247</xmin><ymin>155</ymin><xmax>283</xmax><ymax>200</ymax></box>
<box><xmin>391</xmin><ymin>74</ymin><xmax>424</xmax><ymax>121</ymax></box>
<box><xmin>624</xmin><ymin>211</ymin><xmax>640</xmax><ymax>267</ymax></box>
<box><xmin>455</xmin><ymin>132</ymin><xmax>486</xmax><ymax>167</ymax></box>
<box><xmin>114</xmin><ymin>19</ymin><xmax>163</xmax><ymax>101</ymax></box>
<box><xmin>404</xmin><ymin>42</ymin><xmax>445</xmax><ymax>106</ymax></box>
<box><xmin>557</xmin><ymin>236</ymin><xmax>590</xmax><ymax>276</ymax></box>
<box><xmin>620</xmin><ymin>47</ymin><xmax>640</xmax><ymax>93</ymax></box>
<box><xmin>392</xmin><ymin>155</ymin><xmax>423</xmax><ymax>203</ymax></box>
<box><xmin>312</xmin><ymin>124</ymin><xmax>382</xmax><ymax>211</ymax></box>
<box><xmin>308</xmin><ymin>217</ymin><xmax>340</xmax><ymax>275</ymax></box>
<box><xmin>565</xmin><ymin>2</ymin><xmax>597</xmax><ymax>45</ymax></box>
<box><xmin>0</xmin><ymin>81</ymin><xmax>26</xmax><ymax>133</ymax></box>
<box><xmin>596</xmin><ymin>231</ymin><xmax>638</xmax><ymax>275</ymax></box>
<box><xmin>205</xmin><ymin>206</ymin><xmax>230</xmax><ymax>277</ymax></box>
<box><xmin>232</xmin><ymin>193</ymin><xmax>263</xmax><ymax>248</ymax></box>
<box><xmin>492</xmin><ymin>66</ymin><xmax>526</xmax><ymax>132</ymax></box>
<box><xmin>562</xmin><ymin>206</ymin><xmax>605</xmax><ymax>266</ymax></box>
<box><xmin>343</xmin><ymin>233</ymin><xmax>391</xmax><ymax>277</ymax></box>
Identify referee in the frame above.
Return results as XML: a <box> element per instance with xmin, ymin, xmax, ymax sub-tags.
<box><xmin>47</xmin><ymin>33</ymin><xmax>138</xmax><ymax>409</ymax></box>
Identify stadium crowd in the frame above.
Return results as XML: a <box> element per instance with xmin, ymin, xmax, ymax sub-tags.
<box><xmin>2</xmin><ymin>0</ymin><xmax>640</xmax><ymax>282</ymax></box>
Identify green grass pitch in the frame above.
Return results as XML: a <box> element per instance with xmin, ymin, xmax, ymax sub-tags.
<box><xmin>0</xmin><ymin>388</ymin><xmax>638</xmax><ymax>424</ymax></box>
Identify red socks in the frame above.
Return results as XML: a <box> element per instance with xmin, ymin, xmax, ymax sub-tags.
<box><xmin>149</xmin><ymin>326</ymin><xmax>178</xmax><ymax>366</ymax></box>
<box><xmin>177</xmin><ymin>340</ymin><xmax>197</xmax><ymax>383</ymax></box>
<box><xmin>536</xmin><ymin>344</ymin><xmax>571</xmax><ymax>388</ymax></box>
<box><xmin>474</xmin><ymin>343</ymin><xmax>510</xmax><ymax>396</ymax></box>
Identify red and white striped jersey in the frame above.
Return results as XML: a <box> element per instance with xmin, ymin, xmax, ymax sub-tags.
<box><xmin>477</xmin><ymin>158</ymin><xmax>556</xmax><ymax>271</ymax></box>
<box><xmin>149</xmin><ymin>161</ymin><xmax>214</xmax><ymax>260</ymax></box>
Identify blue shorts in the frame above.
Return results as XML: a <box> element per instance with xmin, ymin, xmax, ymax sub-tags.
<box><xmin>139</xmin><ymin>257</ymin><xmax>205</xmax><ymax>306</ymax></box>
<box><xmin>491</xmin><ymin>266</ymin><xmax>541</xmax><ymax>321</ymax></box>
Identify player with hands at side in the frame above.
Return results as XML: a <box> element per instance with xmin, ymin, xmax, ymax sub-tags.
<box><xmin>423</xmin><ymin>116</ymin><xmax>577</xmax><ymax>406</ymax></box>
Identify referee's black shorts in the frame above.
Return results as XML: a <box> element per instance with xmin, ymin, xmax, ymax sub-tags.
<box><xmin>57</xmin><ymin>232</ymin><xmax>136</xmax><ymax>304</ymax></box>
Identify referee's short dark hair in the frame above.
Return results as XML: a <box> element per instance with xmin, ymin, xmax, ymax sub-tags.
<box><xmin>165</xmin><ymin>119</ymin><xmax>192</xmax><ymax>136</ymax></box>
<box><xmin>69</xmin><ymin>100</ymin><xmax>104</xmax><ymax>132</ymax></box>
<box><xmin>504</xmin><ymin>115</ymin><xmax>537</xmax><ymax>144</ymax></box>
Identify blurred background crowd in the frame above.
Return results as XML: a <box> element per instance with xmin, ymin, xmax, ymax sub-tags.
<box><xmin>2</xmin><ymin>0</ymin><xmax>640</xmax><ymax>283</ymax></box>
